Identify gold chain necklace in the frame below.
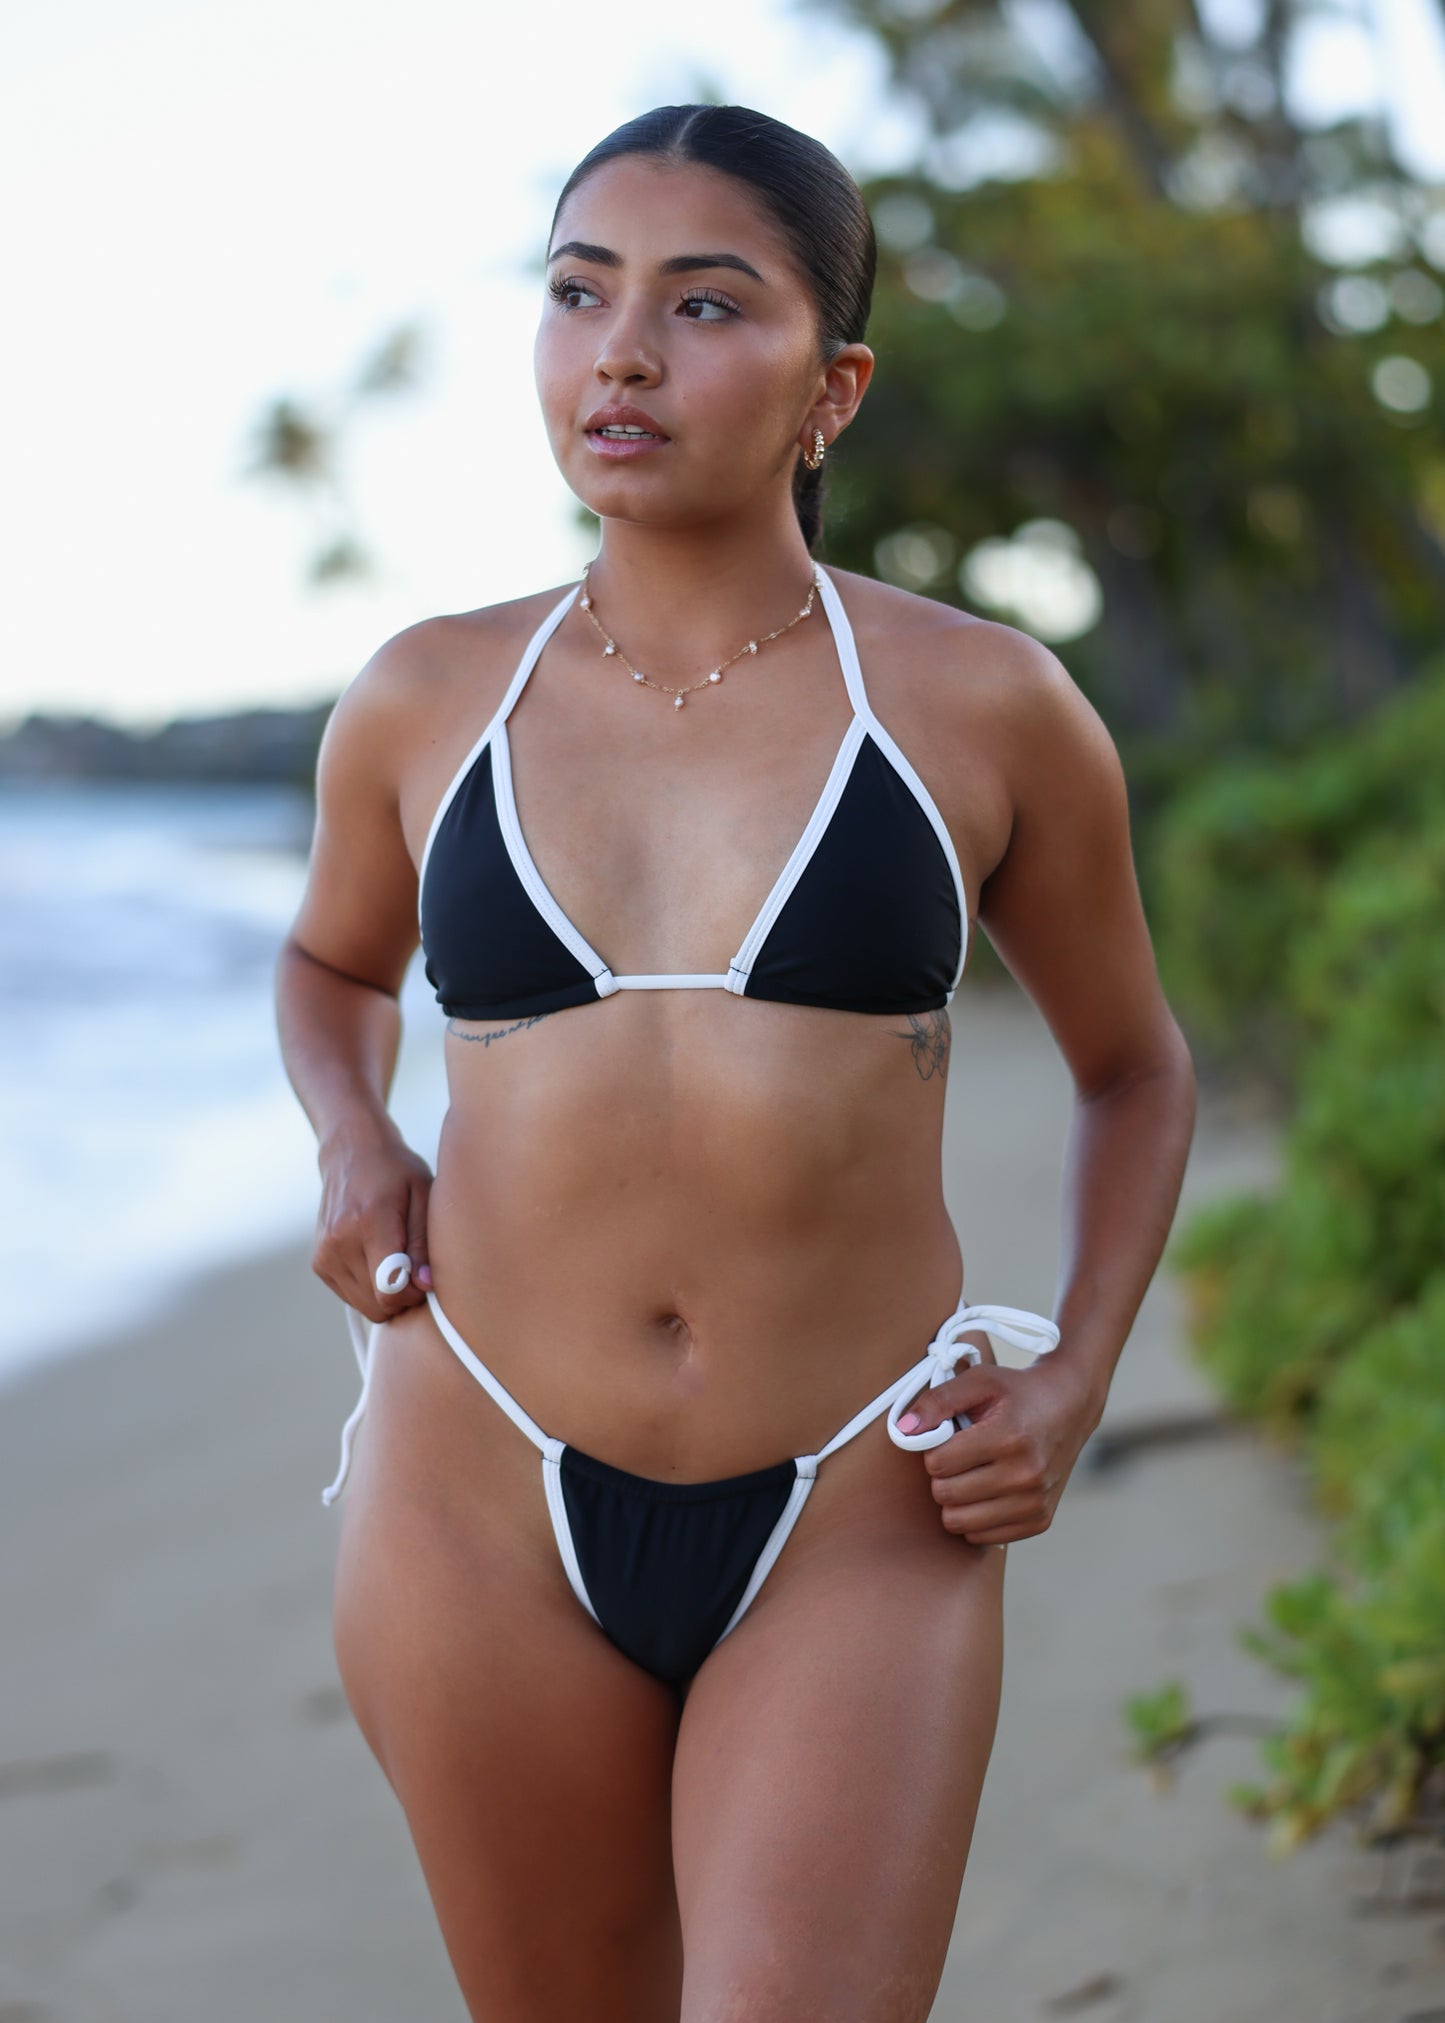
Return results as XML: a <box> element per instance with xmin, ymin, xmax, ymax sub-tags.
<box><xmin>578</xmin><ymin>562</ymin><xmax>821</xmax><ymax>711</ymax></box>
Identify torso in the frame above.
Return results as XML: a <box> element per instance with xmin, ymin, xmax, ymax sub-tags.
<box><xmin>394</xmin><ymin>566</ymin><xmax>1019</xmax><ymax>1479</ymax></box>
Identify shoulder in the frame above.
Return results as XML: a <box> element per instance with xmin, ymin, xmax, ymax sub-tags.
<box><xmin>333</xmin><ymin>579</ymin><xmax>579</xmax><ymax>719</ymax></box>
<box><xmin>825</xmin><ymin>565</ymin><xmax>1118</xmax><ymax>787</ymax></box>
<box><xmin>317</xmin><ymin>580</ymin><xmax>581</xmax><ymax>788</ymax></box>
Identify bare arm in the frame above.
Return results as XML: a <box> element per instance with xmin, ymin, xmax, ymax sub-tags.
<box><xmin>275</xmin><ymin>626</ymin><xmax>439</xmax><ymax>1321</ymax></box>
<box><xmin>976</xmin><ymin>632</ymin><xmax>1197</xmax><ymax>1429</ymax></box>
<box><xmin>900</xmin><ymin>629</ymin><xmax>1196</xmax><ymax>1544</ymax></box>
<box><xmin>275</xmin><ymin>942</ymin><xmax>405</xmax><ymax>1158</ymax></box>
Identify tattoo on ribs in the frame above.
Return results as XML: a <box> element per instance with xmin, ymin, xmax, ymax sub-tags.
<box><xmin>447</xmin><ymin>1012</ymin><xmax>554</xmax><ymax>1047</ymax></box>
<box><xmin>895</xmin><ymin>1010</ymin><xmax>951</xmax><ymax>1081</ymax></box>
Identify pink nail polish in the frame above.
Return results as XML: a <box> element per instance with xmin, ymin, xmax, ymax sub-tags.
<box><xmin>897</xmin><ymin>1412</ymin><xmax>920</xmax><ymax>1433</ymax></box>
<box><xmin>418</xmin><ymin>1265</ymin><xmax>433</xmax><ymax>1287</ymax></box>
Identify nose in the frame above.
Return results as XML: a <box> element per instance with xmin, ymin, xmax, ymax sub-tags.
<box><xmin>592</xmin><ymin>299</ymin><xmax>663</xmax><ymax>387</ymax></box>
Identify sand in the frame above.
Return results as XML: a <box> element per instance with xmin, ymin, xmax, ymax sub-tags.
<box><xmin>1</xmin><ymin>987</ymin><xmax>1440</xmax><ymax>2022</ymax></box>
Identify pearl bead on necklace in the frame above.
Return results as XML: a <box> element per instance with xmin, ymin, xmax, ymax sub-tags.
<box><xmin>578</xmin><ymin>563</ymin><xmax>821</xmax><ymax>711</ymax></box>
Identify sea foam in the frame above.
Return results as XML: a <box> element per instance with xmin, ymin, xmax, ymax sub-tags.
<box><xmin>0</xmin><ymin>782</ymin><xmax>445</xmax><ymax>1386</ymax></box>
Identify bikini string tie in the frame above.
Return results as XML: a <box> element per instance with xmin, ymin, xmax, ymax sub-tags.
<box><xmin>320</xmin><ymin>1253</ymin><xmax>414</xmax><ymax>1508</ymax></box>
<box><xmin>885</xmin><ymin>1301</ymin><xmax>1062</xmax><ymax>1453</ymax></box>
<box><xmin>320</xmin><ymin>1271</ymin><xmax>1060</xmax><ymax>1490</ymax></box>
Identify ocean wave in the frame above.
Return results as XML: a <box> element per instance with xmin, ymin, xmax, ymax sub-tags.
<box><xmin>0</xmin><ymin>782</ymin><xmax>445</xmax><ymax>1385</ymax></box>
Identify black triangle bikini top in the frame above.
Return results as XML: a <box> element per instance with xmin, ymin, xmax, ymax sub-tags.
<box><xmin>418</xmin><ymin>564</ymin><xmax>969</xmax><ymax>1022</ymax></box>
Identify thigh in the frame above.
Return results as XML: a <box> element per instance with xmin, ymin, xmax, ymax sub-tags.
<box><xmin>671</xmin><ymin>1427</ymin><xmax>1008</xmax><ymax>2023</ymax></box>
<box><xmin>331</xmin><ymin>1302</ymin><xmax>685</xmax><ymax>2023</ymax></box>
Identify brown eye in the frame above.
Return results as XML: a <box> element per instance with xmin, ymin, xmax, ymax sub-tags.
<box><xmin>548</xmin><ymin>275</ymin><xmax>600</xmax><ymax>310</ymax></box>
<box><xmin>678</xmin><ymin>289</ymin><xmax>740</xmax><ymax>321</ymax></box>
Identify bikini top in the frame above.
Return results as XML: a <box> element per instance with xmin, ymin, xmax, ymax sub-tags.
<box><xmin>418</xmin><ymin>563</ymin><xmax>969</xmax><ymax>1023</ymax></box>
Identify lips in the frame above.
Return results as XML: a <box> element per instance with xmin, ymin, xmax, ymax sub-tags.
<box><xmin>583</xmin><ymin>402</ymin><xmax>671</xmax><ymax>439</ymax></box>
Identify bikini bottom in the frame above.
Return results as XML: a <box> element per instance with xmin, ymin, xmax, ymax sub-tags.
<box><xmin>322</xmin><ymin>1271</ymin><xmax>1060</xmax><ymax>1691</ymax></box>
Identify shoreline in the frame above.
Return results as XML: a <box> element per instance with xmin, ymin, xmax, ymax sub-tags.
<box><xmin>2</xmin><ymin>989</ymin><xmax>1439</xmax><ymax>2019</ymax></box>
<box><xmin>0</xmin><ymin>1218</ymin><xmax>318</xmax><ymax>1403</ymax></box>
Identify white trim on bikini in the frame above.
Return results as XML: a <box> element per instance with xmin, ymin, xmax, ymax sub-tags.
<box><xmin>414</xmin><ymin>584</ymin><xmax>579</xmax><ymax>922</ymax></box>
<box><xmin>725</xmin><ymin>715</ymin><xmax>868</xmax><ymax>988</ymax></box>
<box><xmin>542</xmin><ymin>1446</ymin><xmax>604</xmax><ymax>1627</ymax></box>
<box><xmin>323</xmin><ymin>1270</ymin><xmax>1060</xmax><ymax>1692</ymax></box>
<box><xmin>714</xmin><ymin>1464</ymin><xmax>818</xmax><ymax>1637</ymax></box>
<box><xmin>414</xmin><ymin>564</ymin><xmax>968</xmax><ymax>1001</ymax></box>
<box><xmin>482</xmin><ymin>570</ymin><xmax>866</xmax><ymax>1001</ymax></box>
<box><xmin>609</xmin><ymin>973</ymin><xmax>732</xmax><ymax>990</ymax></box>
<box><xmin>811</xmin><ymin>565</ymin><xmax>972</xmax><ymax>996</ymax></box>
<box><xmin>426</xmin><ymin>1284</ymin><xmax>607</xmax><ymax>1625</ymax></box>
<box><xmin>712</xmin><ymin>1301</ymin><xmax>1063</xmax><ymax>1644</ymax></box>
<box><xmin>422</xmin><ymin>1287</ymin><xmax>555</xmax><ymax>1451</ymax></box>
<box><xmin>491</xmin><ymin>722</ymin><xmax>616</xmax><ymax>986</ymax></box>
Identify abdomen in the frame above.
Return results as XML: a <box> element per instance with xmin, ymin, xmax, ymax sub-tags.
<box><xmin>423</xmin><ymin>989</ymin><xmax>963</xmax><ymax>1478</ymax></box>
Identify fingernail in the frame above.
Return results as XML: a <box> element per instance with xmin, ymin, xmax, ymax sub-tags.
<box><xmin>897</xmin><ymin>1412</ymin><xmax>920</xmax><ymax>1433</ymax></box>
<box><xmin>418</xmin><ymin>1265</ymin><xmax>433</xmax><ymax>1287</ymax></box>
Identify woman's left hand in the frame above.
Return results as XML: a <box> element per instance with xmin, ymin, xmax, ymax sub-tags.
<box><xmin>896</xmin><ymin>1348</ymin><xmax>1103</xmax><ymax>1545</ymax></box>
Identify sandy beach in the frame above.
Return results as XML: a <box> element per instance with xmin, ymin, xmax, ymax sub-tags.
<box><xmin>2</xmin><ymin>986</ymin><xmax>1440</xmax><ymax>2022</ymax></box>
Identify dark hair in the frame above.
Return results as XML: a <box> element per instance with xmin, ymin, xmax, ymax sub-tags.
<box><xmin>547</xmin><ymin>104</ymin><xmax>875</xmax><ymax>551</ymax></box>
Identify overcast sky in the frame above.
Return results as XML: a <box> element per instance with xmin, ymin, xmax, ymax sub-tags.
<box><xmin>3</xmin><ymin>0</ymin><xmax>1443</xmax><ymax>729</ymax></box>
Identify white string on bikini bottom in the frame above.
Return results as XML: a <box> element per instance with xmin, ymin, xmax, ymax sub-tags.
<box><xmin>882</xmin><ymin>1302</ymin><xmax>1063</xmax><ymax>1452</ymax></box>
<box><xmin>321</xmin><ymin>1251</ymin><xmax>413</xmax><ymax>1508</ymax></box>
<box><xmin>319</xmin><ymin>1261</ymin><xmax>1063</xmax><ymax>1505</ymax></box>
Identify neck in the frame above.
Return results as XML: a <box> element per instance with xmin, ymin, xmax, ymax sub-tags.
<box><xmin>580</xmin><ymin>508</ymin><xmax>821</xmax><ymax>670</ymax></box>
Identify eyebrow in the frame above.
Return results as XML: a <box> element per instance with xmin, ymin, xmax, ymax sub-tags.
<box><xmin>546</xmin><ymin>240</ymin><xmax>767</xmax><ymax>284</ymax></box>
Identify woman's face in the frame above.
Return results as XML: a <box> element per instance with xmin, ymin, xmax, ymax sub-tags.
<box><xmin>534</xmin><ymin>155</ymin><xmax>851</xmax><ymax>531</ymax></box>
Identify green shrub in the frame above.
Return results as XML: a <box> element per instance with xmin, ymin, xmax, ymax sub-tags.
<box><xmin>1168</xmin><ymin>1180</ymin><xmax>1377</xmax><ymax>1423</ymax></box>
<box><xmin>1287</xmin><ymin>819</ymin><xmax>1445</xmax><ymax>1307</ymax></box>
<box><xmin>1151</xmin><ymin>658</ymin><xmax>1445</xmax><ymax>1084</ymax></box>
<box><xmin>1142</xmin><ymin>666</ymin><xmax>1445</xmax><ymax>1842</ymax></box>
<box><xmin>1310</xmin><ymin>1276</ymin><xmax>1445</xmax><ymax>1565</ymax></box>
<box><xmin>1234</xmin><ymin>1514</ymin><xmax>1445</xmax><ymax>1848</ymax></box>
<box><xmin>1124</xmin><ymin>1678</ymin><xmax>1196</xmax><ymax>1761</ymax></box>
<box><xmin>1171</xmin><ymin>813</ymin><xmax>1445</xmax><ymax>1423</ymax></box>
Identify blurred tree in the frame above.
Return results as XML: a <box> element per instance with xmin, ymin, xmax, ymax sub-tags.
<box><xmin>804</xmin><ymin>0</ymin><xmax>1445</xmax><ymax>769</ymax></box>
<box><xmin>242</xmin><ymin>321</ymin><xmax>427</xmax><ymax>588</ymax></box>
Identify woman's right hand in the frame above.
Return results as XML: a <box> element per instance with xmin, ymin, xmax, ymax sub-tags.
<box><xmin>313</xmin><ymin>1115</ymin><xmax>435</xmax><ymax>1323</ymax></box>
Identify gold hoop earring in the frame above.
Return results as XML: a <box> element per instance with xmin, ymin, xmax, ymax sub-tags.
<box><xmin>803</xmin><ymin>427</ymin><xmax>826</xmax><ymax>470</ymax></box>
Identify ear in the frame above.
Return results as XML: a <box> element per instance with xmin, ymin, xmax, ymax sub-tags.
<box><xmin>802</xmin><ymin>342</ymin><xmax>874</xmax><ymax>452</ymax></box>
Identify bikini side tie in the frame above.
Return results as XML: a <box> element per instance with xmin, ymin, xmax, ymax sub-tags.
<box><xmin>321</xmin><ymin>1253</ymin><xmax>415</xmax><ymax>1507</ymax></box>
<box><xmin>885</xmin><ymin>1301</ymin><xmax>1062</xmax><ymax>1453</ymax></box>
<box><xmin>322</xmin><ymin>1271</ymin><xmax>1061</xmax><ymax>1500</ymax></box>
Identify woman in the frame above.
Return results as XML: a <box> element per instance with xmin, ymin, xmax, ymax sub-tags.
<box><xmin>275</xmin><ymin>103</ymin><xmax>1196</xmax><ymax>2023</ymax></box>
